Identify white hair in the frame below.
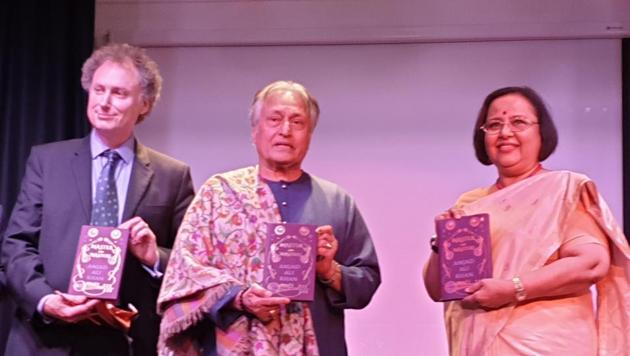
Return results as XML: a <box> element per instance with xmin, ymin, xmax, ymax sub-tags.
<box><xmin>248</xmin><ymin>80</ymin><xmax>320</xmax><ymax>131</ymax></box>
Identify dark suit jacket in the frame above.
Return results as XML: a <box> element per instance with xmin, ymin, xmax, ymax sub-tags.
<box><xmin>1</xmin><ymin>136</ymin><xmax>194</xmax><ymax>356</ymax></box>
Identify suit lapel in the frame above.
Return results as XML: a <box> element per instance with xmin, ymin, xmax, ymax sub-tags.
<box><xmin>71</xmin><ymin>136</ymin><xmax>93</xmax><ymax>222</ymax></box>
<box><xmin>123</xmin><ymin>141</ymin><xmax>154</xmax><ymax>221</ymax></box>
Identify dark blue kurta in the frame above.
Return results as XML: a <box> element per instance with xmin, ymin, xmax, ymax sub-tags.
<box><xmin>267</xmin><ymin>172</ymin><xmax>381</xmax><ymax>356</ymax></box>
<box><xmin>205</xmin><ymin>172</ymin><xmax>380</xmax><ymax>356</ymax></box>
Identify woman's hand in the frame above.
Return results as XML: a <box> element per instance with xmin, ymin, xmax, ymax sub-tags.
<box><xmin>435</xmin><ymin>207</ymin><xmax>465</xmax><ymax>221</ymax></box>
<box><xmin>424</xmin><ymin>207</ymin><xmax>467</xmax><ymax>301</ymax></box>
<box><xmin>461</xmin><ymin>278</ymin><xmax>514</xmax><ymax>310</ymax></box>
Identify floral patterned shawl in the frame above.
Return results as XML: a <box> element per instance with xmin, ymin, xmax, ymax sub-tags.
<box><xmin>157</xmin><ymin>166</ymin><xmax>318</xmax><ymax>355</ymax></box>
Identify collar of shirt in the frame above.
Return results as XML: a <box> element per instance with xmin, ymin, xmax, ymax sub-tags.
<box><xmin>264</xmin><ymin>172</ymin><xmax>312</xmax><ymax>223</ymax></box>
<box><xmin>260</xmin><ymin>171</ymin><xmax>309</xmax><ymax>185</ymax></box>
<box><xmin>90</xmin><ymin>129</ymin><xmax>135</xmax><ymax>164</ymax></box>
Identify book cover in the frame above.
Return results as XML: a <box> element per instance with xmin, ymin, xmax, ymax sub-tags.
<box><xmin>68</xmin><ymin>225</ymin><xmax>129</xmax><ymax>300</ymax></box>
<box><xmin>435</xmin><ymin>213</ymin><xmax>492</xmax><ymax>301</ymax></box>
<box><xmin>263</xmin><ymin>223</ymin><xmax>317</xmax><ymax>302</ymax></box>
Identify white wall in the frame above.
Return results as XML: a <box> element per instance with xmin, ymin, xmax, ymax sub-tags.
<box><xmin>133</xmin><ymin>39</ymin><xmax>622</xmax><ymax>355</ymax></box>
<box><xmin>96</xmin><ymin>0</ymin><xmax>630</xmax><ymax>46</ymax></box>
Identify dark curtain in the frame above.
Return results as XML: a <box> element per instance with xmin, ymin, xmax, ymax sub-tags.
<box><xmin>624</xmin><ymin>38</ymin><xmax>630</xmax><ymax>241</ymax></box>
<box><xmin>0</xmin><ymin>1</ymin><xmax>94</xmax><ymax>353</ymax></box>
<box><xmin>0</xmin><ymin>1</ymin><xmax>94</xmax><ymax>228</ymax></box>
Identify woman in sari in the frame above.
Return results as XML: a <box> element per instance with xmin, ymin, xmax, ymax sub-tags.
<box><xmin>423</xmin><ymin>86</ymin><xmax>630</xmax><ymax>355</ymax></box>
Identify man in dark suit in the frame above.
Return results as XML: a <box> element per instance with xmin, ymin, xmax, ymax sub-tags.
<box><xmin>1</xmin><ymin>43</ymin><xmax>195</xmax><ymax>355</ymax></box>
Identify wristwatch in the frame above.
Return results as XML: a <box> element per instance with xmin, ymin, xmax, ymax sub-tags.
<box><xmin>512</xmin><ymin>276</ymin><xmax>527</xmax><ymax>302</ymax></box>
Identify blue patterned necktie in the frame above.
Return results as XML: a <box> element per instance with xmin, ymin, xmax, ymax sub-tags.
<box><xmin>91</xmin><ymin>150</ymin><xmax>122</xmax><ymax>226</ymax></box>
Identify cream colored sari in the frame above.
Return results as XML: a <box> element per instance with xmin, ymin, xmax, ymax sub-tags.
<box><xmin>445</xmin><ymin>171</ymin><xmax>630</xmax><ymax>356</ymax></box>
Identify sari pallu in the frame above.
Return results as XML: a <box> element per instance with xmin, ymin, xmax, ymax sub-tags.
<box><xmin>445</xmin><ymin>171</ymin><xmax>630</xmax><ymax>356</ymax></box>
<box><xmin>157</xmin><ymin>166</ymin><xmax>318</xmax><ymax>355</ymax></box>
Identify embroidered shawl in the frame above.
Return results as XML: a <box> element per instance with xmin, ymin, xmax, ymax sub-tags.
<box><xmin>157</xmin><ymin>166</ymin><xmax>318</xmax><ymax>355</ymax></box>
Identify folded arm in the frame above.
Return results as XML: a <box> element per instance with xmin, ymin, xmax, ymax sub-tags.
<box><xmin>464</xmin><ymin>205</ymin><xmax>610</xmax><ymax>309</ymax></box>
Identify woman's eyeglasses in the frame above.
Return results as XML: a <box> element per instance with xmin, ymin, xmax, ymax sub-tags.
<box><xmin>480</xmin><ymin>118</ymin><xmax>539</xmax><ymax>135</ymax></box>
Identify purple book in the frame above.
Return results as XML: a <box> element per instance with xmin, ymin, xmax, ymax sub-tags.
<box><xmin>68</xmin><ymin>225</ymin><xmax>129</xmax><ymax>300</ymax></box>
<box><xmin>435</xmin><ymin>213</ymin><xmax>492</xmax><ymax>301</ymax></box>
<box><xmin>263</xmin><ymin>223</ymin><xmax>317</xmax><ymax>302</ymax></box>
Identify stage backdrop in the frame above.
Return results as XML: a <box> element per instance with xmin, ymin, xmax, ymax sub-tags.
<box><xmin>136</xmin><ymin>39</ymin><xmax>621</xmax><ymax>355</ymax></box>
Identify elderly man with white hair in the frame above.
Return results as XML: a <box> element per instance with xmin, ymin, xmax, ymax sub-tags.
<box><xmin>158</xmin><ymin>80</ymin><xmax>381</xmax><ymax>356</ymax></box>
